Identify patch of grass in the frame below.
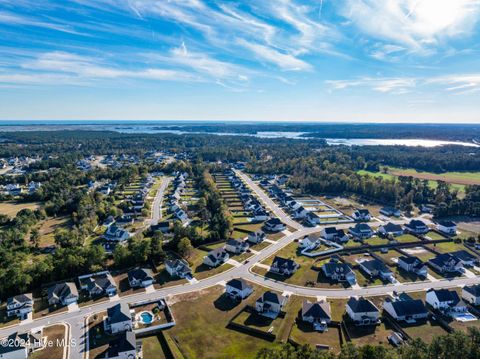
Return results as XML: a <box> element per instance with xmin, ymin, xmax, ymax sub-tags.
<box><xmin>426</xmin><ymin>241</ymin><xmax>469</xmax><ymax>253</ymax></box>
<box><xmin>165</xmin><ymin>285</ymin><xmax>281</xmax><ymax>359</ymax></box>
<box><xmin>142</xmin><ymin>335</ymin><xmax>167</xmax><ymax>359</ymax></box>
<box><xmin>0</xmin><ymin>305</ymin><xmax>20</xmax><ymax>328</ymax></box>
<box><xmin>395</xmin><ymin>234</ymin><xmax>420</xmax><ymax>243</ymax></box>
<box><xmin>346</xmin><ymin>321</ymin><xmax>393</xmax><ymax>347</ymax></box>
<box><xmin>400</xmin><ymin>318</ymin><xmax>449</xmax><ymax>343</ymax></box>
<box><xmin>0</xmin><ymin>201</ymin><xmax>40</xmax><ymax>217</ymax></box>
<box><xmin>30</xmin><ymin>324</ymin><xmax>67</xmax><ymax>359</ymax></box>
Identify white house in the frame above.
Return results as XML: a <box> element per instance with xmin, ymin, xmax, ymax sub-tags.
<box><xmin>292</xmin><ymin>206</ymin><xmax>308</xmax><ymax>219</ymax></box>
<box><xmin>103</xmin><ymin>225</ymin><xmax>130</xmax><ymax>242</ymax></box>
<box><xmin>358</xmin><ymin>259</ymin><xmax>393</xmax><ymax>280</ymax></box>
<box><xmin>269</xmin><ymin>256</ymin><xmax>299</xmax><ymax>276</ymax></box>
<box><xmin>299</xmin><ymin>235</ymin><xmax>320</xmax><ymax>250</ymax></box>
<box><xmin>405</xmin><ymin>220</ymin><xmax>429</xmax><ymax>235</ymax></box>
<box><xmin>128</xmin><ymin>267</ymin><xmax>155</xmax><ymax>288</ymax></box>
<box><xmin>47</xmin><ymin>282</ymin><xmax>79</xmax><ymax>306</ymax></box>
<box><xmin>426</xmin><ymin>289</ymin><xmax>467</xmax><ymax>317</ymax></box>
<box><xmin>247</xmin><ymin>230</ymin><xmax>266</xmax><ymax>244</ymax></box>
<box><xmin>225</xmin><ymin>278</ymin><xmax>253</xmax><ymax>300</ymax></box>
<box><xmin>349</xmin><ymin>223</ymin><xmax>374</xmax><ymax>239</ymax></box>
<box><xmin>397</xmin><ymin>256</ymin><xmax>428</xmax><ymax>277</ymax></box>
<box><xmin>346</xmin><ymin>297</ymin><xmax>380</xmax><ymax>326</ymax></box>
<box><xmin>301</xmin><ymin>300</ymin><xmax>331</xmax><ymax>332</ymax></box>
<box><xmin>383</xmin><ymin>295</ymin><xmax>428</xmax><ymax>322</ymax></box>
<box><xmin>225</xmin><ymin>239</ymin><xmax>249</xmax><ymax>254</ymax></box>
<box><xmin>253</xmin><ymin>209</ymin><xmax>269</xmax><ymax>222</ymax></box>
<box><xmin>6</xmin><ymin>293</ymin><xmax>33</xmax><ymax>319</ymax></box>
<box><xmin>165</xmin><ymin>259</ymin><xmax>192</xmax><ymax>279</ymax></box>
<box><xmin>203</xmin><ymin>247</ymin><xmax>229</xmax><ymax>267</ymax></box>
<box><xmin>321</xmin><ymin>227</ymin><xmax>349</xmax><ymax>242</ymax></box>
<box><xmin>104</xmin><ymin>303</ymin><xmax>132</xmax><ymax>334</ymax></box>
<box><xmin>263</xmin><ymin>218</ymin><xmax>286</xmax><ymax>232</ymax></box>
<box><xmin>436</xmin><ymin>221</ymin><xmax>457</xmax><ymax>235</ymax></box>
<box><xmin>428</xmin><ymin>253</ymin><xmax>464</xmax><ymax>274</ymax></box>
<box><xmin>352</xmin><ymin>209</ymin><xmax>371</xmax><ymax>221</ymax></box>
<box><xmin>255</xmin><ymin>291</ymin><xmax>287</xmax><ymax>319</ymax></box>
<box><xmin>378</xmin><ymin>222</ymin><xmax>404</xmax><ymax>237</ymax></box>
<box><xmin>380</xmin><ymin>207</ymin><xmax>401</xmax><ymax>217</ymax></box>
<box><xmin>305</xmin><ymin>212</ymin><xmax>320</xmax><ymax>226</ymax></box>
<box><xmin>321</xmin><ymin>260</ymin><xmax>356</xmax><ymax>284</ymax></box>
<box><xmin>462</xmin><ymin>284</ymin><xmax>480</xmax><ymax>306</ymax></box>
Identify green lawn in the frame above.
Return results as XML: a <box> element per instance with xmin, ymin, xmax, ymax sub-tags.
<box><xmin>290</xmin><ymin>322</ymin><xmax>343</xmax><ymax>352</ymax></box>
<box><xmin>346</xmin><ymin>322</ymin><xmax>393</xmax><ymax>347</ymax></box>
<box><xmin>142</xmin><ymin>335</ymin><xmax>167</xmax><ymax>359</ymax></box>
<box><xmin>425</xmin><ymin>231</ymin><xmax>448</xmax><ymax>241</ymax></box>
<box><xmin>400</xmin><ymin>318</ymin><xmax>449</xmax><ymax>343</ymax></box>
<box><xmin>164</xmin><ymin>285</ymin><xmax>282</xmax><ymax>359</ymax></box>
<box><xmin>395</xmin><ymin>234</ymin><xmax>420</xmax><ymax>243</ymax></box>
<box><xmin>426</xmin><ymin>241</ymin><xmax>469</xmax><ymax>253</ymax></box>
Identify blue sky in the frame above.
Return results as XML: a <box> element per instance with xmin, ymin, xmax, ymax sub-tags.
<box><xmin>0</xmin><ymin>0</ymin><xmax>479</xmax><ymax>122</ymax></box>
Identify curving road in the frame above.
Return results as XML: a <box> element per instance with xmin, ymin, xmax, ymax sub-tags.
<box><xmin>1</xmin><ymin>171</ymin><xmax>478</xmax><ymax>358</ymax></box>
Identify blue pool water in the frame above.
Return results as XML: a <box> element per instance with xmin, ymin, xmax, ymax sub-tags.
<box><xmin>455</xmin><ymin>313</ymin><xmax>477</xmax><ymax>322</ymax></box>
<box><xmin>140</xmin><ymin>312</ymin><xmax>153</xmax><ymax>324</ymax></box>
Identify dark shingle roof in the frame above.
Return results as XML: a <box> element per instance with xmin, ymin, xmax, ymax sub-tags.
<box><xmin>430</xmin><ymin>289</ymin><xmax>460</xmax><ymax>303</ymax></box>
<box><xmin>107</xmin><ymin>303</ymin><xmax>131</xmax><ymax>324</ymax></box>
<box><xmin>128</xmin><ymin>267</ymin><xmax>154</xmax><ymax>283</ymax></box>
<box><xmin>302</xmin><ymin>301</ymin><xmax>331</xmax><ymax>320</ymax></box>
<box><xmin>381</xmin><ymin>222</ymin><xmax>403</xmax><ymax>232</ymax></box>
<box><xmin>387</xmin><ymin>298</ymin><xmax>428</xmax><ymax>317</ymax></box>
<box><xmin>464</xmin><ymin>284</ymin><xmax>480</xmax><ymax>297</ymax></box>
<box><xmin>226</xmin><ymin>278</ymin><xmax>251</xmax><ymax>291</ymax></box>
<box><xmin>347</xmin><ymin>297</ymin><xmax>379</xmax><ymax>313</ymax></box>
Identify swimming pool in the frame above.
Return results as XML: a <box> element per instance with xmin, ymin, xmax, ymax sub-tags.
<box><xmin>454</xmin><ymin>313</ymin><xmax>477</xmax><ymax>322</ymax></box>
<box><xmin>139</xmin><ymin>311</ymin><xmax>154</xmax><ymax>324</ymax></box>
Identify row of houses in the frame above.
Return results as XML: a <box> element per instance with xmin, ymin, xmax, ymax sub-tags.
<box><xmin>227</xmin><ymin>170</ymin><xmax>270</xmax><ymax>222</ymax></box>
<box><xmin>6</xmin><ymin>268</ymin><xmax>155</xmax><ymax>319</ymax></box>
<box><xmin>1</xmin><ymin>181</ymin><xmax>41</xmax><ymax>196</ymax></box>
<box><xmin>168</xmin><ymin>172</ymin><xmax>189</xmax><ymax>222</ymax></box>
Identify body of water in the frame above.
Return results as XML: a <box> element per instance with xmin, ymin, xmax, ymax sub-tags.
<box><xmin>0</xmin><ymin>122</ymin><xmax>478</xmax><ymax>147</ymax></box>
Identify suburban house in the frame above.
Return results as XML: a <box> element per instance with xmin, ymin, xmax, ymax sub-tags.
<box><xmin>462</xmin><ymin>284</ymin><xmax>480</xmax><ymax>306</ymax></box>
<box><xmin>165</xmin><ymin>259</ymin><xmax>192</xmax><ymax>279</ymax></box>
<box><xmin>299</xmin><ymin>235</ymin><xmax>320</xmax><ymax>250</ymax></box>
<box><xmin>349</xmin><ymin>223</ymin><xmax>374</xmax><ymax>239</ymax></box>
<box><xmin>426</xmin><ymin>289</ymin><xmax>468</xmax><ymax>317</ymax></box>
<box><xmin>103</xmin><ymin>225</ymin><xmax>130</xmax><ymax>242</ymax></box>
<box><xmin>397</xmin><ymin>256</ymin><xmax>428</xmax><ymax>277</ymax></box>
<box><xmin>151</xmin><ymin>221</ymin><xmax>170</xmax><ymax>234</ymax></box>
<box><xmin>104</xmin><ymin>303</ymin><xmax>133</xmax><ymax>334</ymax></box>
<box><xmin>301</xmin><ymin>300</ymin><xmax>332</xmax><ymax>332</ymax></box>
<box><xmin>255</xmin><ymin>291</ymin><xmax>287</xmax><ymax>319</ymax></box>
<box><xmin>247</xmin><ymin>230</ymin><xmax>266</xmax><ymax>244</ymax></box>
<box><xmin>378</xmin><ymin>222</ymin><xmax>404</xmax><ymax>237</ymax></box>
<box><xmin>203</xmin><ymin>247</ymin><xmax>230</xmax><ymax>267</ymax></box>
<box><xmin>47</xmin><ymin>282</ymin><xmax>79</xmax><ymax>306</ymax></box>
<box><xmin>269</xmin><ymin>256</ymin><xmax>299</xmax><ymax>276</ymax></box>
<box><xmin>102</xmin><ymin>331</ymin><xmax>137</xmax><ymax>359</ymax></box>
<box><xmin>225</xmin><ymin>278</ymin><xmax>253</xmax><ymax>300</ymax></box>
<box><xmin>0</xmin><ymin>331</ymin><xmax>43</xmax><ymax>358</ymax></box>
<box><xmin>346</xmin><ymin>297</ymin><xmax>380</xmax><ymax>326</ymax></box>
<box><xmin>292</xmin><ymin>206</ymin><xmax>309</xmax><ymax>219</ymax></box>
<box><xmin>405</xmin><ymin>219</ymin><xmax>429</xmax><ymax>235</ymax></box>
<box><xmin>116</xmin><ymin>215</ymin><xmax>134</xmax><ymax>226</ymax></box>
<box><xmin>6</xmin><ymin>293</ymin><xmax>33</xmax><ymax>319</ymax></box>
<box><xmin>321</xmin><ymin>227</ymin><xmax>349</xmax><ymax>242</ymax></box>
<box><xmin>127</xmin><ymin>267</ymin><xmax>155</xmax><ymax>288</ymax></box>
<box><xmin>436</xmin><ymin>221</ymin><xmax>457</xmax><ymax>235</ymax></box>
<box><xmin>305</xmin><ymin>212</ymin><xmax>320</xmax><ymax>226</ymax></box>
<box><xmin>174</xmin><ymin>208</ymin><xmax>188</xmax><ymax>221</ymax></box>
<box><xmin>358</xmin><ymin>259</ymin><xmax>393</xmax><ymax>281</ymax></box>
<box><xmin>383</xmin><ymin>295</ymin><xmax>429</xmax><ymax>322</ymax></box>
<box><xmin>321</xmin><ymin>259</ymin><xmax>356</xmax><ymax>284</ymax></box>
<box><xmin>352</xmin><ymin>209</ymin><xmax>371</xmax><ymax>221</ymax></box>
<box><xmin>253</xmin><ymin>209</ymin><xmax>269</xmax><ymax>222</ymax></box>
<box><xmin>428</xmin><ymin>253</ymin><xmax>464</xmax><ymax>274</ymax></box>
<box><xmin>450</xmin><ymin>250</ymin><xmax>477</xmax><ymax>267</ymax></box>
<box><xmin>225</xmin><ymin>239</ymin><xmax>249</xmax><ymax>254</ymax></box>
<box><xmin>380</xmin><ymin>207</ymin><xmax>401</xmax><ymax>217</ymax></box>
<box><xmin>263</xmin><ymin>218</ymin><xmax>286</xmax><ymax>232</ymax></box>
<box><xmin>85</xmin><ymin>272</ymin><xmax>117</xmax><ymax>297</ymax></box>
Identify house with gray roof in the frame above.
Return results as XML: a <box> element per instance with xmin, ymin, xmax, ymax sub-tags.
<box><xmin>47</xmin><ymin>282</ymin><xmax>79</xmax><ymax>306</ymax></box>
<box><xmin>301</xmin><ymin>300</ymin><xmax>331</xmax><ymax>331</ymax></box>
<box><xmin>104</xmin><ymin>303</ymin><xmax>133</xmax><ymax>334</ymax></box>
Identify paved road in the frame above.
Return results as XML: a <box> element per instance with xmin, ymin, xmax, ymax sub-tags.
<box><xmin>150</xmin><ymin>177</ymin><xmax>171</xmax><ymax>226</ymax></box>
<box><xmin>1</xmin><ymin>171</ymin><xmax>478</xmax><ymax>358</ymax></box>
<box><xmin>235</xmin><ymin>170</ymin><xmax>302</xmax><ymax>230</ymax></box>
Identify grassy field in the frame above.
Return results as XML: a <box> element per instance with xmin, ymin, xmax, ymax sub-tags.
<box><xmin>164</xmin><ymin>285</ymin><xmax>282</xmax><ymax>359</ymax></box>
<box><xmin>426</xmin><ymin>241</ymin><xmax>469</xmax><ymax>253</ymax></box>
<box><xmin>357</xmin><ymin>167</ymin><xmax>480</xmax><ymax>193</ymax></box>
<box><xmin>0</xmin><ymin>201</ymin><xmax>41</xmax><ymax>216</ymax></box>
<box><xmin>346</xmin><ymin>322</ymin><xmax>393</xmax><ymax>347</ymax></box>
<box><xmin>290</xmin><ymin>322</ymin><xmax>343</xmax><ymax>352</ymax></box>
<box><xmin>399</xmin><ymin>318</ymin><xmax>449</xmax><ymax>343</ymax></box>
<box><xmin>36</xmin><ymin>216</ymin><xmax>70</xmax><ymax>247</ymax></box>
<box><xmin>30</xmin><ymin>324</ymin><xmax>67</xmax><ymax>359</ymax></box>
<box><xmin>395</xmin><ymin>234</ymin><xmax>420</xmax><ymax>243</ymax></box>
<box><xmin>142</xmin><ymin>335</ymin><xmax>167</xmax><ymax>359</ymax></box>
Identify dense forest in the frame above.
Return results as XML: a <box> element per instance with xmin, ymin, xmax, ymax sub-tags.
<box><xmin>256</xmin><ymin>328</ymin><xmax>480</xmax><ymax>359</ymax></box>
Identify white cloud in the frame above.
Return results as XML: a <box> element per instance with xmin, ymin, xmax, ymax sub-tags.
<box><xmin>337</xmin><ymin>0</ymin><xmax>480</xmax><ymax>52</ymax></box>
<box><xmin>237</xmin><ymin>39</ymin><xmax>312</xmax><ymax>71</ymax></box>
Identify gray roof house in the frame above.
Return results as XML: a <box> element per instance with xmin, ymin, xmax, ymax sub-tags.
<box><xmin>301</xmin><ymin>300</ymin><xmax>331</xmax><ymax>331</ymax></box>
<box><xmin>100</xmin><ymin>331</ymin><xmax>137</xmax><ymax>359</ymax></box>
<box><xmin>349</xmin><ymin>223</ymin><xmax>374</xmax><ymax>239</ymax></box>
<box><xmin>86</xmin><ymin>273</ymin><xmax>117</xmax><ymax>297</ymax></box>
<box><xmin>321</xmin><ymin>259</ymin><xmax>356</xmax><ymax>284</ymax></box>
<box><xmin>128</xmin><ymin>267</ymin><xmax>155</xmax><ymax>288</ymax></box>
<box><xmin>6</xmin><ymin>293</ymin><xmax>33</xmax><ymax>318</ymax></box>
<box><xmin>203</xmin><ymin>247</ymin><xmax>229</xmax><ymax>267</ymax></box>
<box><xmin>47</xmin><ymin>282</ymin><xmax>79</xmax><ymax>306</ymax></box>
<box><xmin>383</xmin><ymin>295</ymin><xmax>429</xmax><ymax>322</ymax></box>
<box><xmin>104</xmin><ymin>303</ymin><xmax>133</xmax><ymax>334</ymax></box>
<box><xmin>225</xmin><ymin>278</ymin><xmax>253</xmax><ymax>300</ymax></box>
<box><xmin>255</xmin><ymin>291</ymin><xmax>287</xmax><ymax>319</ymax></box>
<box><xmin>346</xmin><ymin>297</ymin><xmax>380</xmax><ymax>326</ymax></box>
<box><xmin>165</xmin><ymin>259</ymin><xmax>192</xmax><ymax>279</ymax></box>
<box><xmin>358</xmin><ymin>259</ymin><xmax>393</xmax><ymax>280</ymax></box>
<box><xmin>269</xmin><ymin>256</ymin><xmax>299</xmax><ymax>276</ymax></box>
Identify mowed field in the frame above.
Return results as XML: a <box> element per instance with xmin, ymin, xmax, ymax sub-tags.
<box><xmin>0</xmin><ymin>201</ymin><xmax>41</xmax><ymax>216</ymax></box>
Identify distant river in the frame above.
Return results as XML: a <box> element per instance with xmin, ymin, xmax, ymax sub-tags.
<box><xmin>0</xmin><ymin>122</ymin><xmax>478</xmax><ymax>147</ymax></box>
